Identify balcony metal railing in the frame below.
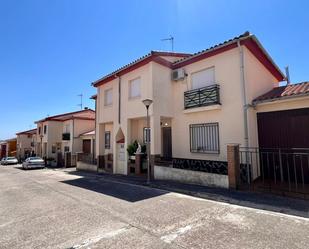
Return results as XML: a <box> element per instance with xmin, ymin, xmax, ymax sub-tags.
<box><xmin>62</xmin><ymin>133</ymin><xmax>70</xmax><ymax>140</ymax></box>
<box><xmin>184</xmin><ymin>84</ymin><xmax>220</xmax><ymax>109</ymax></box>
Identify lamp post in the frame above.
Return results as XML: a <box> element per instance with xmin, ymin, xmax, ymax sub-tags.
<box><xmin>142</xmin><ymin>99</ymin><xmax>153</xmax><ymax>184</ymax></box>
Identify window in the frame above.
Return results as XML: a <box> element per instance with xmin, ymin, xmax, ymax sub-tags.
<box><xmin>64</xmin><ymin>124</ymin><xmax>70</xmax><ymax>133</ymax></box>
<box><xmin>129</xmin><ymin>78</ymin><xmax>141</xmax><ymax>99</ymax></box>
<box><xmin>191</xmin><ymin>67</ymin><xmax>215</xmax><ymax>90</ymax></box>
<box><xmin>43</xmin><ymin>125</ymin><xmax>47</xmax><ymax>134</ymax></box>
<box><xmin>64</xmin><ymin>146</ymin><xmax>70</xmax><ymax>152</ymax></box>
<box><xmin>104</xmin><ymin>88</ymin><xmax>113</xmax><ymax>106</ymax></box>
<box><xmin>143</xmin><ymin>127</ymin><xmax>150</xmax><ymax>144</ymax></box>
<box><xmin>189</xmin><ymin>123</ymin><xmax>219</xmax><ymax>153</ymax></box>
<box><xmin>105</xmin><ymin>131</ymin><xmax>111</xmax><ymax>149</ymax></box>
<box><xmin>38</xmin><ymin>127</ymin><xmax>41</xmax><ymax>135</ymax></box>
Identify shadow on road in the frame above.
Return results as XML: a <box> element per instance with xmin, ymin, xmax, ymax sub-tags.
<box><xmin>60</xmin><ymin>169</ymin><xmax>309</xmax><ymax>217</ymax></box>
<box><xmin>60</xmin><ymin>172</ymin><xmax>168</xmax><ymax>202</ymax></box>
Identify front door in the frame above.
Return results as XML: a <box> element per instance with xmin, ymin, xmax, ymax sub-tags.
<box><xmin>162</xmin><ymin>127</ymin><xmax>172</xmax><ymax>159</ymax></box>
<box><xmin>82</xmin><ymin>139</ymin><xmax>91</xmax><ymax>154</ymax></box>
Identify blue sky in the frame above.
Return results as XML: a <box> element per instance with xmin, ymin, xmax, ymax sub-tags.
<box><xmin>0</xmin><ymin>0</ymin><xmax>308</xmax><ymax>140</ymax></box>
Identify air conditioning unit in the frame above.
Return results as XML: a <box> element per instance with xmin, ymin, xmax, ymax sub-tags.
<box><xmin>171</xmin><ymin>68</ymin><xmax>186</xmax><ymax>81</ymax></box>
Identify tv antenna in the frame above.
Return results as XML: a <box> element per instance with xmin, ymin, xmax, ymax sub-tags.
<box><xmin>77</xmin><ymin>94</ymin><xmax>83</xmax><ymax>110</ymax></box>
<box><xmin>161</xmin><ymin>35</ymin><xmax>174</xmax><ymax>52</ymax></box>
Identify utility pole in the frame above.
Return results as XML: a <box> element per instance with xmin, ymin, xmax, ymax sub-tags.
<box><xmin>77</xmin><ymin>94</ymin><xmax>83</xmax><ymax>110</ymax></box>
<box><xmin>161</xmin><ymin>35</ymin><xmax>174</xmax><ymax>52</ymax></box>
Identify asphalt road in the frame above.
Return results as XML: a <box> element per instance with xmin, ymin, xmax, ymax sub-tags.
<box><xmin>1</xmin><ymin>165</ymin><xmax>309</xmax><ymax>249</ymax></box>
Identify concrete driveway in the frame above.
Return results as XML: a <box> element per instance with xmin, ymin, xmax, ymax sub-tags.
<box><xmin>0</xmin><ymin>166</ymin><xmax>309</xmax><ymax>249</ymax></box>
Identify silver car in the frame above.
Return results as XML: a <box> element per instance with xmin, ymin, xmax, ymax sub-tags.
<box><xmin>1</xmin><ymin>157</ymin><xmax>18</xmax><ymax>165</ymax></box>
<box><xmin>22</xmin><ymin>157</ymin><xmax>45</xmax><ymax>169</ymax></box>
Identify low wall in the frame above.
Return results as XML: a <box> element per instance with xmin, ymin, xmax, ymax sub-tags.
<box><xmin>76</xmin><ymin>161</ymin><xmax>97</xmax><ymax>172</ymax></box>
<box><xmin>154</xmin><ymin>165</ymin><xmax>229</xmax><ymax>189</ymax></box>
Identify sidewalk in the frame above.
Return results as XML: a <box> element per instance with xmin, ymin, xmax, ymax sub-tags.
<box><xmin>68</xmin><ymin>169</ymin><xmax>309</xmax><ymax>218</ymax></box>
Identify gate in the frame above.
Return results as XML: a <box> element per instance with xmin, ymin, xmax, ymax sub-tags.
<box><xmin>239</xmin><ymin>147</ymin><xmax>309</xmax><ymax>198</ymax></box>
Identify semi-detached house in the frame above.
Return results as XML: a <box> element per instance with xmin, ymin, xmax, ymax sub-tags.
<box><xmin>91</xmin><ymin>31</ymin><xmax>309</xmax><ymax>189</ymax></box>
<box><xmin>35</xmin><ymin>109</ymin><xmax>95</xmax><ymax>166</ymax></box>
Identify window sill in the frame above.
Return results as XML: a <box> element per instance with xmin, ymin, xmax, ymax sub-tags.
<box><xmin>104</xmin><ymin>104</ymin><xmax>113</xmax><ymax>108</ymax></box>
<box><xmin>183</xmin><ymin>104</ymin><xmax>221</xmax><ymax>114</ymax></box>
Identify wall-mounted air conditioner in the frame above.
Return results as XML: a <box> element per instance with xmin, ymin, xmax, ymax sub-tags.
<box><xmin>171</xmin><ymin>68</ymin><xmax>185</xmax><ymax>81</ymax></box>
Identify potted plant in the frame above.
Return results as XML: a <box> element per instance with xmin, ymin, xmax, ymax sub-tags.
<box><xmin>127</xmin><ymin>140</ymin><xmax>139</xmax><ymax>162</ymax></box>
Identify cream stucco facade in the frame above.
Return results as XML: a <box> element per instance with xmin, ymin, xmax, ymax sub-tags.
<box><xmin>35</xmin><ymin>110</ymin><xmax>95</xmax><ymax>165</ymax></box>
<box><xmin>94</xmin><ymin>36</ymin><xmax>285</xmax><ymax>178</ymax></box>
<box><xmin>16</xmin><ymin>129</ymin><xmax>37</xmax><ymax>160</ymax></box>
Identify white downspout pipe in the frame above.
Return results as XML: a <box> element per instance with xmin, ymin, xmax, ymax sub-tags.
<box><xmin>238</xmin><ymin>41</ymin><xmax>250</xmax><ymax>184</ymax></box>
<box><xmin>237</xmin><ymin>41</ymin><xmax>249</xmax><ymax>149</ymax></box>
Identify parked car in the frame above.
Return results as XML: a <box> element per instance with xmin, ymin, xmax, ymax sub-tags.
<box><xmin>22</xmin><ymin>157</ymin><xmax>45</xmax><ymax>169</ymax></box>
<box><xmin>1</xmin><ymin>157</ymin><xmax>18</xmax><ymax>165</ymax></box>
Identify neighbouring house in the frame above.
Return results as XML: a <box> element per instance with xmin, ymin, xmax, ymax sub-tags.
<box><xmin>0</xmin><ymin>138</ymin><xmax>17</xmax><ymax>158</ymax></box>
<box><xmin>16</xmin><ymin>128</ymin><xmax>37</xmax><ymax>160</ymax></box>
<box><xmin>76</xmin><ymin>130</ymin><xmax>97</xmax><ymax>172</ymax></box>
<box><xmin>76</xmin><ymin>94</ymin><xmax>98</xmax><ymax>172</ymax></box>
<box><xmin>35</xmin><ymin>108</ymin><xmax>95</xmax><ymax>167</ymax></box>
<box><xmin>91</xmin><ymin>31</ymin><xmax>309</xmax><ymax>194</ymax></box>
<box><xmin>0</xmin><ymin>141</ymin><xmax>7</xmax><ymax>159</ymax></box>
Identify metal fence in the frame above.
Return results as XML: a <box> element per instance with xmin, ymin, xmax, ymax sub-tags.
<box><xmin>239</xmin><ymin>147</ymin><xmax>309</xmax><ymax>195</ymax></box>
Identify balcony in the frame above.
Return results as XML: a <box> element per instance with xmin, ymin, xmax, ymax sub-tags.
<box><xmin>184</xmin><ymin>84</ymin><xmax>220</xmax><ymax>109</ymax></box>
<box><xmin>62</xmin><ymin>133</ymin><xmax>71</xmax><ymax>141</ymax></box>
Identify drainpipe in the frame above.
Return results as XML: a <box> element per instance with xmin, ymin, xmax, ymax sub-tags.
<box><xmin>118</xmin><ymin>75</ymin><xmax>121</xmax><ymax>124</ymax></box>
<box><xmin>72</xmin><ymin>119</ymin><xmax>75</xmax><ymax>154</ymax></box>
<box><xmin>237</xmin><ymin>41</ymin><xmax>249</xmax><ymax>149</ymax></box>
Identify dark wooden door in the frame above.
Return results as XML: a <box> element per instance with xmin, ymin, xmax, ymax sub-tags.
<box><xmin>83</xmin><ymin>139</ymin><xmax>91</xmax><ymax>154</ymax></box>
<box><xmin>257</xmin><ymin>108</ymin><xmax>309</xmax><ymax>149</ymax></box>
<box><xmin>162</xmin><ymin>127</ymin><xmax>172</xmax><ymax>159</ymax></box>
<box><xmin>257</xmin><ymin>108</ymin><xmax>309</xmax><ymax>183</ymax></box>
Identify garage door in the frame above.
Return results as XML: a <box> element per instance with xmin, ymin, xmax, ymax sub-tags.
<box><xmin>257</xmin><ymin>108</ymin><xmax>309</xmax><ymax>149</ymax></box>
<box><xmin>256</xmin><ymin>108</ymin><xmax>309</xmax><ymax>189</ymax></box>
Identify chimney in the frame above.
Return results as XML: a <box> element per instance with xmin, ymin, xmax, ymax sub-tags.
<box><xmin>285</xmin><ymin>66</ymin><xmax>291</xmax><ymax>85</ymax></box>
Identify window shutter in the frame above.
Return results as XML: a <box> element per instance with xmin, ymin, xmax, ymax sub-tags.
<box><xmin>191</xmin><ymin>67</ymin><xmax>215</xmax><ymax>90</ymax></box>
<box><xmin>129</xmin><ymin>78</ymin><xmax>141</xmax><ymax>98</ymax></box>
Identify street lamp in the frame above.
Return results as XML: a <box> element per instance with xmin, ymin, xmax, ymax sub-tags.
<box><xmin>142</xmin><ymin>99</ymin><xmax>153</xmax><ymax>184</ymax></box>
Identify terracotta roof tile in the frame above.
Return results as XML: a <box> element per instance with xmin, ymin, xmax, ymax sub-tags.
<box><xmin>35</xmin><ymin>109</ymin><xmax>95</xmax><ymax>123</ymax></box>
<box><xmin>92</xmin><ymin>51</ymin><xmax>191</xmax><ymax>86</ymax></box>
<box><xmin>80</xmin><ymin>130</ymin><xmax>95</xmax><ymax>136</ymax></box>
<box><xmin>16</xmin><ymin>128</ymin><xmax>37</xmax><ymax>135</ymax></box>
<box><xmin>253</xmin><ymin>82</ymin><xmax>309</xmax><ymax>104</ymax></box>
<box><xmin>173</xmin><ymin>31</ymin><xmax>251</xmax><ymax>65</ymax></box>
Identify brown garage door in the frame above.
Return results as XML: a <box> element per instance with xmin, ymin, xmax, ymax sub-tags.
<box><xmin>257</xmin><ymin>108</ymin><xmax>309</xmax><ymax>149</ymax></box>
<box><xmin>257</xmin><ymin>108</ymin><xmax>309</xmax><ymax>188</ymax></box>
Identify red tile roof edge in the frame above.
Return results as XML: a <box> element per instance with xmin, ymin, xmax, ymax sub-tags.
<box><xmin>92</xmin><ymin>31</ymin><xmax>285</xmax><ymax>88</ymax></box>
<box><xmin>35</xmin><ymin>109</ymin><xmax>95</xmax><ymax>123</ymax></box>
<box><xmin>253</xmin><ymin>82</ymin><xmax>309</xmax><ymax>104</ymax></box>
<box><xmin>16</xmin><ymin>128</ymin><xmax>37</xmax><ymax>136</ymax></box>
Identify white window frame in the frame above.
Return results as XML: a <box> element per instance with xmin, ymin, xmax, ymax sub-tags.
<box><xmin>129</xmin><ymin>77</ymin><xmax>141</xmax><ymax>99</ymax></box>
<box><xmin>191</xmin><ymin>67</ymin><xmax>215</xmax><ymax>90</ymax></box>
<box><xmin>104</xmin><ymin>88</ymin><xmax>113</xmax><ymax>106</ymax></box>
